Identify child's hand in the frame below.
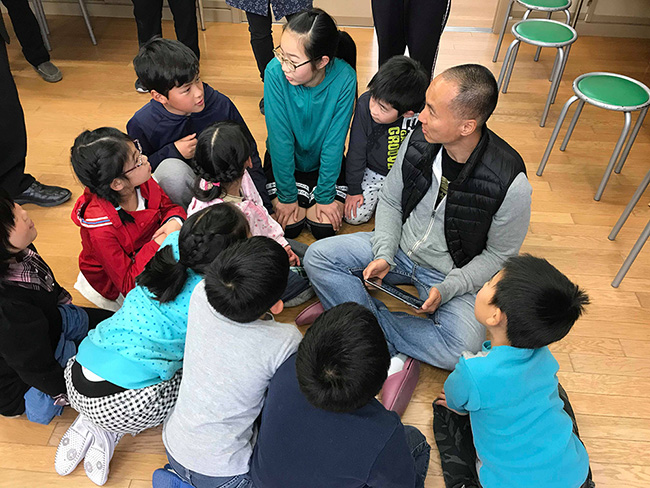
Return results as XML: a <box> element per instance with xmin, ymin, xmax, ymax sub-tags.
<box><xmin>152</xmin><ymin>219</ymin><xmax>183</xmax><ymax>245</ymax></box>
<box><xmin>174</xmin><ymin>133</ymin><xmax>197</xmax><ymax>159</ymax></box>
<box><xmin>418</xmin><ymin>287</ymin><xmax>442</xmax><ymax>314</ymax></box>
<box><xmin>275</xmin><ymin>201</ymin><xmax>300</xmax><ymax>228</ymax></box>
<box><xmin>345</xmin><ymin>194</ymin><xmax>364</xmax><ymax>220</ymax></box>
<box><xmin>315</xmin><ymin>202</ymin><xmax>343</xmax><ymax>232</ymax></box>
<box><xmin>285</xmin><ymin>245</ymin><xmax>300</xmax><ymax>266</ymax></box>
<box><xmin>434</xmin><ymin>388</ymin><xmax>468</xmax><ymax>416</ymax></box>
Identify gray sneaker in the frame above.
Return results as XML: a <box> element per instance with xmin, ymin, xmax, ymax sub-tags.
<box><xmin>34</xmin><ymin>61</ymin><xmax>62</xmax><ymax>83</ymax></box>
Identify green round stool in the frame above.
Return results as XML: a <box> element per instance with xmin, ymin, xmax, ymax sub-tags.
<box><xmin>497</xmin><ymin>19</ymin><xmax>578</xmax><ymax>127</ymax></box>
<box><xmin>493</xmin><ymin>0</ymin><xmax>572</xmax><ymax>64</ymax></box>
<box><xmin>538</xmin><ymin>72</ymin><xmax>650</xmax><ymax>201</ymax></box>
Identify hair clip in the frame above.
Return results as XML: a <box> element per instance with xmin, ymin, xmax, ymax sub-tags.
<box><xmin>199</xmin><ymin>179</ymin><xmax>220</xmax><ymax>191</ymax></box>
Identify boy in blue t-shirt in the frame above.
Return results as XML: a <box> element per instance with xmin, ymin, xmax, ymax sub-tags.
<box><xmin>434</xmin><ymin>254</ymin><xmax>595</xmax><ymax>488</ymax></box>
<box><xmin>126</xmin><ymin>38</ymin><xmax>270</xmax><ymax>211</ymax></box>
<box><xmin>344</xmin><ymin>55</ymin><xmax>428</xmax><ymax>225</ymax></box>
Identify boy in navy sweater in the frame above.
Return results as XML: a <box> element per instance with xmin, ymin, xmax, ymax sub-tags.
<box><xmin>344</xmin><ymin>56</ymin><xmax>428</xmax><ymax>225</ymax></box>
<box><xmin>434</xmin><ymin>254</ymin><xmax>594</xmax><ymax>488</ymax></box>
<box><xmin>127</xmin><ymin>38</ymin><xmax>270</xmax><ymax>211</ymax></box>
<box><xmin>250</xmin><ymin>302</ymin><xmax>431</xmax><ymax>488</ymax></box>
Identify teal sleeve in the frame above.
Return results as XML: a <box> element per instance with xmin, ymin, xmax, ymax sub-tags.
<box><xmin>264</xmin><ymin>60</ymin><xmax>298</xmax><ymax>204</ymax></box>
<box><xmin>444</xmin><ymin>357</ymin><xmax>481</xmax><ymax>414</ymax></box>
<box><xmin>313</xmin><ymin>70</ymin><xmax>357</xmax><ymax>204</ymax></box>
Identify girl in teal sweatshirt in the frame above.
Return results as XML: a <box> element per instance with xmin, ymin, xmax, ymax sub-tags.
<box><xmin>264</xmin><ymin>8</ymin><xmax>357</xmax><ymax>240</ymax></box>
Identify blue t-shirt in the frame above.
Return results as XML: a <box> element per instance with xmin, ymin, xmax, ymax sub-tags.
<box><xmin>445</xmin><ymin>341</ymin><xmax>590</xmax><ymax>488</ymax></box>
<box><xmin>250</xmin><ymin>354</ymin><xmax>418</xmax><ymax>488</ymax></box>
<box><xmin>76</xmin><ymin>232</ymin><xmax>202</xmax><ymax>389</ymax></box>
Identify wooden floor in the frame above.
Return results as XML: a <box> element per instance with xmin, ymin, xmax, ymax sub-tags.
<box><xmin>2</xmin><ymin>14</ymin><xmax>650</xmax><ymax>488</ymax></box>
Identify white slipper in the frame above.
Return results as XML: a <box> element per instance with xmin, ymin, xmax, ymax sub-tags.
<box><xmin>55</xmin><ymin>414</ymin><xmax>94</xmax><ymax>476</ymax></box>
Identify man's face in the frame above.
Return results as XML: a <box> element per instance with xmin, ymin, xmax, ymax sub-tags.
<box><xmin>160</xmin><ymin>76</ymin><xmax>205</xmax><ymax>116</ymax></box>
<box><xmin>417</xmin><ymin>76</ymin><xmax>464</xmax><ymax>145</ymax></box>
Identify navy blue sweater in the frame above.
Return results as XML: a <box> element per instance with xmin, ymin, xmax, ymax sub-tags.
<box><xmin>250</xmin><ymin>355</ymin><xmax>418</xmax><ymax>488</ymax></box>
<box><xmin>127</xmin><ymin>83</ymin><xmax>271</xmax><ymax>211</ymax></box>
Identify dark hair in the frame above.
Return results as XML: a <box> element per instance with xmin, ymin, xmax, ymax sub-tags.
<box><xmin>136</xmin><ymin>204</ymin><xmax>249</xmax><ymax>302</ymax></box>
<box><xmin>368</xmin><ymin>55</ymin><xmax>429</xmax><ymax>114</ymax></box>
<box><xmin>70</xmin><ymin>127</ymin><xmax>136</xmax><ymax>224</ymax></box>
<box><xmin>133</xmin><ymin>38</ymin><xmax>200</xmax><ymax>97</ymax></box>
<box><xmin>191</xmin><ymin>121</ymin><xmax>253</xmax><ymax>202</ymax></box>
<box><xmin>285</xmin><ymin>8</ymin><xmax>357</xmax><ymax>72</ymax></box>
<box><xmin>442</xmin><ymin>64</ymin><xmax>499</xmax><ymax>127</ymax></box>
<box><xmin>205</xmin><ymin>236</ymin><xmax>289</xmax><ymax>323</ymax></box>
<box><xmin>295</xmin><ymin>302</ymin><xmax>390</xmax><ymax>413</ymax></box>
<box><xmin>491</xmin><ymin>254</ymin><xmax>590</xmax><ymax>349</ymax></box>
<box><xmin>0</xmin><ymin>189</ymin><xmax>17</xmax><ymax>277</ymax></box>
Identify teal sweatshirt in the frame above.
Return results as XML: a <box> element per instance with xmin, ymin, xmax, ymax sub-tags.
<box><xmin>264</xmin><ymin>57</ymin><xmax>356</xmax><ymax>204</ymax></box>
<box><xmin>75</xmin><ymin>232</ymin><xmax>202</xmax><ymax>389</ymax></box>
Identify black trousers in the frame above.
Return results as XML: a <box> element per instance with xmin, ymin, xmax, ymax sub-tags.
<box><xmin>371</xmin><ymin>0</ymin><xmax>451</xmax><ymax>79</ymax></box>
<box><xmin>246</xmin><ymin>9</ymin><xmax>298</xmax><ymax>81</ymax></box>
<box><xmin>0</xmin><ymin>0</ymin><xmax>49</xmax><ymax>67</ymax></box>
<box><xmin>0</xmin><ymin>39</ymin><xmax>34</xmax><ymax>197</ymax></box>
<box><xmin>131</xmin><ymin>0</ymin><xmax>199</xmax><ymax>59</ymax></box>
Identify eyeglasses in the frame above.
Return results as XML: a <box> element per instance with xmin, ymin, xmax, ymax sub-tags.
<box><xmin>123</xmin><ymin>139</ymin><xmax>147</xmax><ymax>176</ymax></box>
<box><xmin>273</xmin><ymin>46</ymin><xmax>312</xmax><ymax>72</ymax></box>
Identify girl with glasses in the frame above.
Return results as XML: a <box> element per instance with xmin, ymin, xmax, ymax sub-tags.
<box><xmin>69</xmin><ymin>127</ymin><xmax>186</xmax><ymax>311</ymax></box>
<box><xmin>264</xmin><ymin>8</ymin><xmax>357</xmax><ymax>240</ymax></box>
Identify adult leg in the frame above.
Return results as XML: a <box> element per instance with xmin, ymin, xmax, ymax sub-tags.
<box><xmin>432</xmin><ymin>403</ymin><xmax>480</xmax><ymax>488</ymax></box>
<box><xmin>371</xmin><ymin>0</ymin><xmax>406</xmax><ymax>67</ymax></box>
<box><xmin>246</xmin><ymin>8</ymin><xmax>274</xmax><ymax>82</ymax></box>
<box><xmin>153</xmin><ymin>158</ymin><xmax>196</xmax><ymax>209</ymax></box>
<box><xmin>0</xmin><ymin>40</ymin><xmax>34</xmax><ymax>196</ymax></box>
<box><xmin>2</xmin><ymin>0</ymin><xmax>49</xmax><ymax>66</ymax></box>
<box><xmin>406</xmin><ymin>0</ymin><xmax>451</xmax><ymax>78</ymax></box>
<box><xmin>131</xmin><ymin>0</ymin><xmax>164</xmax><ymax>48</ymax></box>
<box><xmin>403</xmin><ymin>425</ymin><xmax>431</xmax><ymax>488</ymax></box>
<box><xmin>168</xmin><ymin>0</ymin><xmax>200</xmax><ymax>59</ymax></box>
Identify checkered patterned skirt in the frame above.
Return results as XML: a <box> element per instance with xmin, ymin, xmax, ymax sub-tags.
<box><xmin>64</xmin><ymin>357</ymin><xmax>182</xmax><ymax>435</ymax></box>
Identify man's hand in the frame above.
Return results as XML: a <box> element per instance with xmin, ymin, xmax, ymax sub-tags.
<box><xmin>285</xmin><ymin>245</ymin><xmax>300</xmax><ymax>266</ymax></box>
<box><xmin>418</xmin><ymin>287</ymin><xmax>442</xmax><ymax>314</ymax></box>
<box><xmin>363</xmin><ymin>259</ymin><xmax>391</xmax><ymax>285</ymax></box>
<box><xmin>274</xmin><ymin>201</ymin><xmax>300</xmax><ymax>229</ymax></box>
<box><xmin>345</xmin><ymin>194</ymin><xmax>364</xmax><ymax>220</ymax></box>
<box><xmin>434</xmin><ymin>388</ymin><xmax>468</xmax><ymax>416</ymax></box>
<box><xmin>315</xmin><ymin>202</ymin><xmax>343</xmax><ymax>232</ymax></box>
<box><xmin>152</xmin><ymin>219</ymin><xmax>183</xmax><ymax>245</ymax></box>
<box><xmin>174</xmin><ymin>133</ymin><xmax>197</xmax><ymax>159</ymax></box>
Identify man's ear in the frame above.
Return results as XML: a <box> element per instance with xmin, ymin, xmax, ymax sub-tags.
<box><xmin>110</xmin><ymin>177</ymin><xmax>125</xmax><ymax>193</ymax></box>
<box><xmin>150</xmin><ymin>89</ymin><xmax>168</xmax><ymax>105</ymax></box>
<box><xmin>315</xmin><ymin>55</ymin><xmax>330</xmax><ymax>70</ymax></box>
<box><xmin>270</xmin><ymin>300</ymin><xmax>284</xmax><ymax>315</ymax></box>
<box><xmin>402</xmin><ymin>110</ymin><xmax>416</xmax><ymax>119</ymax></box>
<box><xmin>459</xmin><ymin>119</ymin><xmax>478</xmax><ymax>137</ymax></box>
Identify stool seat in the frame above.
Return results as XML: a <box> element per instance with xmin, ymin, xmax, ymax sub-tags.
<box><xmin>514</xmin><ymin>19</ymin><xmax>576</xmax><ymax>45</ymax></box>
<box><xmin>576</xmin><ymin>73</ymin><xmax>650</xmax><ymax>111</ymax></box>
<box><xmin>518</xmin><ymin>0</ymin><xmax>571</xmax><ymax>10</ymax></box>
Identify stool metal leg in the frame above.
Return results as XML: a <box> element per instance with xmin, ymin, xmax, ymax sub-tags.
<box><xmin>197</xmin><ymin>0</ymin><xmax>206</xmax><ymax>31</ymax></box>
<box><xmin>540</xmin><ymin>47</ymin><xmax>565</xmax><ymax>127</ymax></box>
<box><xmin>594</xmin><ymin>111</ymin><xmax>632</xmax><ymax>201</ymax></box>
<box><xmin>497</xmin><ymin>39</ymin><xmax>517</xmax><ymax>91</ymax></box>
<box><xmin>609</xmin><ymin>168</ymin><xmax>650</xmax><ymax>240</ymax></box>
<box><xmin>493</xmin><ymin>0</ymin><xmax>515</xmax><ymax>63</ymax></box>
<box><xmin>534</xmin><ymin>12</ymin><xmax>552</xmax><ymax>62</ymax></box>
<box><xmin>551</xmin><ymin>44</ymin><xmax>572</xmax><ymax>105</ymax></box>
<box><xmin>502</xmin><ymin>41</ymin><xmax>520</xmax><ymax>93</ymax></box>
<box><xmin>614</xmin><ymin>106</ymin><xmax>648</xmax><ymax>174</ymax></box>
<box><xmin>560</xmin><ymin>99</ymin><xmax>585</xmax><ymax>151</ymax></box>
<box><xmin>611</xmin><ymin>220</ymin><xmax>650</xmax><ymax>288</ymax></box>
<box><xmin>549</xmin><ymin>50</ymin><xmax>560</xmax><ymax>82</ymax></box>
<box><xmin>31</xmin><ymin>0</ymin><xmax>51</xmax><ymax>51</ymax></box>
<box><xmin>537</xmin><ymin>95</ymin><xmax>579</xmax><ymax>176</ymax></box>
<box><xmin>563</xmin><ymin>8</ymin><xmax>571</xmax><ymax>24</ymax></box>
<box><xmin>78</xmin><ymin>0</ymin><xmax>97</xmax><ymax>45</ymax></box>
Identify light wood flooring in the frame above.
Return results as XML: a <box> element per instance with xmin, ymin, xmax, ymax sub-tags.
<box><xmin>2</xmin><ymin>14</ymin><xmax>650</xmax><ymax>488</ymax></box>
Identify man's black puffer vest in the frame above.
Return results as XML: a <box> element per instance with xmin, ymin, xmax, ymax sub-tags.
<box><xmin>401</xmin><ymin>124</ymin><xmax>526</xmax><ymax>268</ymax></box>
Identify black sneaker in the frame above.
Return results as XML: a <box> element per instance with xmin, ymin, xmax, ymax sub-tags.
<box><xmin>259</xmin><ymin>97</ymin><xmax>265</xmax><ymax>115</ymax></box>
<box><xmin>135</xmin><ymin>79</ymin><xmax>149</xmax><ymax>93</ymax></box>
<box><xmin>14</xmin><ymin>181</ymin><xmax>72</xmax><ymax>207</ymax></box>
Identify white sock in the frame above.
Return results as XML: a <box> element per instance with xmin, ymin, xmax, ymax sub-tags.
<box><xmin>387</xmin><ymin>353</ymin><xmax>409</xmax><ymax>377</ymax></box>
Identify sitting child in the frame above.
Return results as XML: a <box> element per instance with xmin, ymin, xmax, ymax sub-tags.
<box><xmin>249</xmin><ymin>302</ymin><xmax>431</xmax><ymax>488</ymax></box>
<box><xmin>55</xmin><ymin>204</ymin><xmax>248</xmax><ymax>486</ymax></box>
<box><xmin>127</xmin><ymin>37</ymin><xmax>270</xmax><ymax>210</ymax></box>
<box><xmin>188</xmin><ymin>120</ymin><xmax>313</xmax><ymax>307</ymax></box>
<box><xmin>70</xmin><ymin>127</ymin><xmax>186</xmax><ymax>311</ymax></box>
<box><xmin>155</xmin><ymin>236</ymin><xmax>302</xmax><ymax>488</ymax></box>
<box><xmin>433</xmin><ymin>254</ymin><xmax>594</xmax><ymax>488</ymax></box>
<box><xmin>344</xmin><ymin>55</ymin><xmax>428</xmax><ymax>225</ymax></box>
<box><xmin>0</xmin><ymin>190</ymin><xmax>112</xmax><ymax>425</ymax></box>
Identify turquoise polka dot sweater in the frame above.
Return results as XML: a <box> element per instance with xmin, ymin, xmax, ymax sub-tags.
<box><xmin>75</xmin><ymin>232</ymin><xmax>201</xmax><ymax>389</ymax></box>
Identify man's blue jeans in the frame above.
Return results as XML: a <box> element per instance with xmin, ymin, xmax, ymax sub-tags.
<box><xmin>304</xmin><ymin>232</ymin><xmax>485</xmax><ymax>370</ymax></box>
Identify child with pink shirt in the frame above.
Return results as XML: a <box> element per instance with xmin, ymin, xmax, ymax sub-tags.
<box><xmin>188</xmin><ymin>121</ymin><xmax>312</xmax><ymax>307</ymax></box>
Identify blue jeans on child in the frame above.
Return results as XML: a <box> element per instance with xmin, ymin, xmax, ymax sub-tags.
<box><xmin>304</xmin><ymin>232</ymin><xmax>485</xmax><ymax>370</ymax></box>
<box><xmin>23</xmin><ymin>305</ymin><xmax>90</xmax><ymax>424</ymax></box>
<box><xmin>166</xmin><ymin>449</ymin><xmax>255</xmax><ymax>488</ymax></box>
